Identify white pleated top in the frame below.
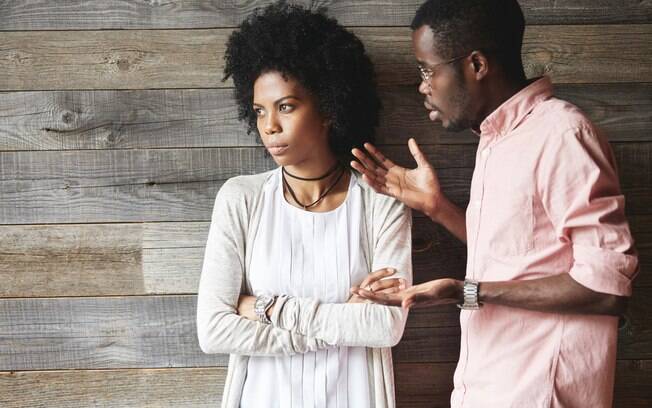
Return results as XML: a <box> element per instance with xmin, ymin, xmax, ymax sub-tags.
<box><xmin>241</xmin><ymin>168</ymin><xmax>371</xmax><ymax>408</ymax></box>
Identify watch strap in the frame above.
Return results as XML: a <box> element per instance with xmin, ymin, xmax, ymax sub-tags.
<box><xmin>254</xmin><ymin>294</ymin><xmax>276</xmax><ymax>324</ymax></box>
<box><xmin>457</xmin><ymin>279</ymin><xmax>481</xmax><ymax>310</ymax></box>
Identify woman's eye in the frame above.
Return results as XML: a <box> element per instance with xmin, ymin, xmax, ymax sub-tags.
<box><xmin>279</xmin><ymin>103</ymin><xmax>294</xmax><ymax>112</ymax></box>
<box><xmin>253</xmin><ymin>107</ymin><xmax>264</xmax><ymax>117</ymax></box>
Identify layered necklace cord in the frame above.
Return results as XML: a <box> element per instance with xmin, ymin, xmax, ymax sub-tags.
<box><xmin>282</xmin><ymin>164</ymin><xmax>345</xmax><ymax>210</ymax></box>
<box><xmin>282</xmin><ymin>162</ymin><xmax>340</xmax><ymax>181</ymax></box>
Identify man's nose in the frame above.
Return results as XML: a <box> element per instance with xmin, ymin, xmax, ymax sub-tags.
<box><xmin>418</xmin><ymin>79</ymin><xmax>431</xmax><ymax>95</ymax></box>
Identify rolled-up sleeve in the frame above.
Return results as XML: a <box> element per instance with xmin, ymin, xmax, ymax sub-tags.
<box><xmin>537</xmin><ymin>124</ymin><xmax>638</xmax><ymax>296</ymax></box>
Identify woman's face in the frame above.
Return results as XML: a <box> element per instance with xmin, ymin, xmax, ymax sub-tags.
<box><xmin>253</xmin><ymin>71</ymin><xmax>333</xmax><ymax>168</ymax></box>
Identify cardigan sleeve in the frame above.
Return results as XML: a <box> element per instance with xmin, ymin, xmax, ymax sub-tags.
<box><xmin>196</xmin><ymin>178</ymin><xmax>331</xmax><ymax>356</ymax></box>
<box><xmin>270</xmin><ymin>195</ymin><xmax>412</xmax><ymax>348</ymax></box>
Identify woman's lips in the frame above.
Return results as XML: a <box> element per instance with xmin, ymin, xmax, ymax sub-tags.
<box><xmin>267</xmin><ymin>144</ymin><xmax>289</xmax><ymax>155</ymax></box>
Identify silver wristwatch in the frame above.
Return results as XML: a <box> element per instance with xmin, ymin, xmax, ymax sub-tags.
<box><xmin>457</xmin><ymin>279</ymin><xmax>482</xmax><ymax>310</ymax></box>
<box><xmin>254</xmin><ymin>294</ymin><xmax>276</xmax><ymax>324</ymax></box>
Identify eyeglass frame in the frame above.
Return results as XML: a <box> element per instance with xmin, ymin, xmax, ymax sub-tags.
<box><xmin>417</xmin><ymin>52</ymin><xmax>472</xmax><ymax>83</ymax></box>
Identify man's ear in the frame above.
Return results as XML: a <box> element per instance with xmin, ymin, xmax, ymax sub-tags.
<box><xmin>470</xmin><ymin>51</ymin><xmax>489</xmax><ymax>80</ymax></box>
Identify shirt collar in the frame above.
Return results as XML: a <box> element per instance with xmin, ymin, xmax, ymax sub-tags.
<box><xmin>478</xmin><ymin>76</ymin><xmax>553</xmax><ymax>139</ymax></box>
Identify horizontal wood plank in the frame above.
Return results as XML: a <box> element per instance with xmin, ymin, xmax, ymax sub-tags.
<box><xmin>1</xmin><ymin>213</ymin><xmax>649</xmax><ymax>298</ymax></box>
<box><xmin>1</xmin><ymin>25</ymin><xmax>650</xmax><ymax>90</ymax></box>
<box><xmin>0</xmin><ymin>295</ymin><xmax>227</xmax><ymax>370</ymax></box>
<box><xmin>0</xmin><ymin>146</ymin><xmax>474</xmax><ymax>224</ymax></box>
<box><xmin>1</xmin><ymin>83</ymin><xmax>649</xmax><ymax>151</ymax></box>
<box><xmin>0</xmin><ymin>367</ymin><xmax>226</xmax><ymax>408</ymax></box>
<box><xmin>0</xmin><ymin>291</ymin><xmax>649</xmax><ymax>370</ymax></box>
<box><xmin>2</xmin><ymin>142</ymin><xmax>650</xmax><ymax>224</ymax></box>
<box><xmin>0</xmin><ymin>0</ymin><xmax>649</xmax><ymax>30</ymax></box>
<box><xmin>0</xmin><ymin>360</ymin><xmax>649</xmax><ymax>407</ymax></box>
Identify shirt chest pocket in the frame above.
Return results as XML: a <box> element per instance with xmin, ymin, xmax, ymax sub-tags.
<box><xmin>484</xmin><ymin>190</ymin><xmax>535</xmax><ymax>257</ymax></box>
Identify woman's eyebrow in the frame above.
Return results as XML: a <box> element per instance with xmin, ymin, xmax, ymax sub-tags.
<box><xmin>253</xmin><ymin>95</ymin><xmax>302</xmax><ymax>107</ymax></box>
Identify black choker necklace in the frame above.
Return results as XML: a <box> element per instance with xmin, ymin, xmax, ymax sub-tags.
<box><xmin>282</xmin><ymin>165</ymin><xmax>345</xmax><ymax>210</ymax></box>
<box><xmin>282</xmin><ymin>162</ymin><xmax>340</xmax><ymax>181</ymax></box>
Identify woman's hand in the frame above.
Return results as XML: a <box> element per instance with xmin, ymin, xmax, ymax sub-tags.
<box><xmin>352</xmin><ymin>278</ymin><xmax>463</xmax><ymax>309</ymax></box>
<box><xmin>237</xmin><ymin>295</ymin><xmax>261</xmax><ymax>321</ymax></box>
<box><xmin>348</xmin><ymin>268</ymin><xmax>407</xmax><ymax>304</ymax></box>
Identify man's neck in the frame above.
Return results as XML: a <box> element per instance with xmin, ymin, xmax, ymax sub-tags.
<box><xmin>473</xmin><ymin>76</ymin><xmax>530</xmax><ymax>131</ymax></box>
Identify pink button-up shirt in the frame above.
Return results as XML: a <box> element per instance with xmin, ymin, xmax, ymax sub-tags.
<box><xmin>451</xmin><ymin>77</ymin><xmax>638</xmax><ymax>408</ymax></box>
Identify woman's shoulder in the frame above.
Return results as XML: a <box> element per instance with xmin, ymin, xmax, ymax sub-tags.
<box><xmin>353</xmin><ymin>170</ymin><xmax>405</xmax><ymax>210</ymax></box>
<box><xmin>219</xmin><ymin>169</ymin><xmax>276</xmax><ymax>197</ymax></box>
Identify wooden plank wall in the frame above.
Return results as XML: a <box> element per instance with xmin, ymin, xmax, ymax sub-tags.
<box><xmin>0</xmin><ymin>1</ymin><xmax>650</xmax><ymax>407</ymax></box>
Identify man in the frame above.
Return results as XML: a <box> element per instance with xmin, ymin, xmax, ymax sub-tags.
<box><xmin>350</xmin><ymin>0</ymin><xmax>639</xmax><ymax>406</ymax></box>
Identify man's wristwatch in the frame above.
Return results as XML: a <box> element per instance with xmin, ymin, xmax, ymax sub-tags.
<box><xmin>254</xmin><ymin>294</ymin><xmax>276</xmax><ymax>324</ymax></box>
<box><xmin>457</xmin><ymin>279</ymin><xmax>482</xmax><ymax>310</ymax></box>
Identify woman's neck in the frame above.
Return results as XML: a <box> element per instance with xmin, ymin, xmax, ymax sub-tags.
<box><xmin>282</xmin><ymin>158</ymin><xmax>349</xmax><ymax>210</ymax></box>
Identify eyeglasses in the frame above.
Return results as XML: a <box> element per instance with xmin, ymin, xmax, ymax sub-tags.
<box><xmin>417</xmin><ymin>53</ymin><xmax>471</xmax><ymax>82</ymax></box>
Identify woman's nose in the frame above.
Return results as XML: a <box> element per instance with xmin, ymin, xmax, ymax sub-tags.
<box><xmin>264</xmin><ymin>114</ymin><xmax>281</xmax><ymax>135</ymax></box>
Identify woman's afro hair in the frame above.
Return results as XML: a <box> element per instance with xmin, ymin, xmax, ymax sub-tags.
<box><xmin>223</xmin><ymin>1</ymin><xmax>381</xmax><ymax>163</ymax></box>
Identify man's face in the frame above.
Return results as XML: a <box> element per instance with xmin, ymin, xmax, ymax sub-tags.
<box><xmin>412</xmin><ymin>25</ymin><xmax>474</xmax><ymax>132</ymax></box>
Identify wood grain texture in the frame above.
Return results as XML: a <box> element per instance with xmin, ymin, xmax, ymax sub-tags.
<box><xmin>0</xmin><ymin>368</ymin><xmax>226</xmax><ymax>408</ymax></box>
<box><xmin>1</xmin><ymin>25</ymin><xmax>650</xmax><ymax>90</ymax></box>
<box><xmin>0</xmin><ymin>290</ymin><xmax>649</xmax><ymax>370</ymax></box>
<box><xmin>2</xmin><ymin>213</ymin><xmax>649</xmax><ymax>298</ymax></box>
<box><xmin>0</xmin><ymin>220</ymin><xmax>465</xmax><ymax>297</ymax></box>
<box><xmin>0</xmin><ymin>0</ymin><xmax>649</xmax><ymax>30</ymax></box>
<box><xmin>2</xmin><ymin>142</ymin><xmax>650</xmax><ymax>224</ymax></box>
<box><xmin>0</xmin><ymin>295</ymin><xmax>227</xmax><ymax>371</ymax></box>
<box><xmin>0</xmin><ymin>360</ymin><xmax>648</xmax><ymax>407</ymax></box>
<box><xmin>1</xmin><ymin>83</ymin><xmax>650</xmax><ymax>151</ymax></box>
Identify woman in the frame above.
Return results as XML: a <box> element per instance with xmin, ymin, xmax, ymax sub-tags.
<box><xmin>196</xmin><ymin>3</ymin><xmax>412</xmax><ymax>407</ymax></box>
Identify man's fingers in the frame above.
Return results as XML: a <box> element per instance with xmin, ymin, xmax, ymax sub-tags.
<box><xmin>402</xmin><ymin>294</ymin><xmax>415</xmax><ymax>310</ymax></box>
<box><xmin>360</xmin><ymin>173</ymin><xmax>392</xmax><ymax>196</ymax></box>
<box><xmin>408</xmin><ymin>138</ymin><xmax>430</xmax><ymax>168</ymax></box>
<box><xmin>351</xmin><ymin>148</ymin><xmax>380</xmax><ymax>172</ymax></box>
<box><xmin>364</xmin><ymin>143</ymin><xmax>395</xmax><ymax>170</ymax></box>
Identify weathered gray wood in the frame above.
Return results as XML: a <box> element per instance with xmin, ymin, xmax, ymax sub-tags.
<box><xmin>0</xmin><ymin>219</ymin><xmax>463</xmax><ymax>297</ymax></box>
<box><xmin>0</xmin><ymin>146</ymin><xmax>477</xmax><ymax>224</ymax></box>
<box><xmin>0</xmin><ymin>222</ymin><xmax>209</xmax><ymax>296</ymax></box>
<box><xmin>1</xmin><ymin>83</ymin><xmax>649</xmax><ymax>151</ymax></box>
<box><xmin>1</xmin><ymin>290</ymin><xmax>649</xmax><ymax>370</ymax></box>
<box><xmin>1</xmin><ymin>213</ymin><xmax>647</xmax><ymax>298</ymax></box>
<box><xmin>2</xmin><ymin>142</ymin><xmax>650</xmax><ymax>224</ymax></box>
<box><xmin>0</xmin><ymin>295</ymin><xmax>227</xmax><ymax>370</ymax></box>
<box><xmin>0</xmin><ymin>367</ymin><xmax>226</xmax><ymax>408</ymax></box>
<box><xmin>0</xmin><ymin>360</ymin><xmax>647</xmax><ymax>408</ymax></box>
<box><xmin>613</xmin><ymin>360</ymin><xmax>652</xmax><ymax>408</ymax></box>
<box><xmin>0</xmin><ymin>0</ymin><xmax>649</xmax><ymax>30</ymax></box>
<box><xmin>1</xmin><ymin>25</ymin><xmax>650</xmax><ymax>91</ymax></box>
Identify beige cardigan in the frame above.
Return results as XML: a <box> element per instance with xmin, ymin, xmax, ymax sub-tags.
<box><xmin>196</xmin><ymin>170</ymin><xmax>413</xmax><ymax>408</ymax></box>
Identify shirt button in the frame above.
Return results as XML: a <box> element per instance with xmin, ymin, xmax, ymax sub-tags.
<box><xmin>481</xmin><ymin>148</ymin><xmax>491</xmax><ymax>157</ymax></box>
<box><xmin>474</xmin><ymin>199</ymin><xmax>482</xmax><ymax>208</ymax></box>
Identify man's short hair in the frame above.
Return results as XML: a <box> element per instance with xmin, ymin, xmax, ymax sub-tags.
<box><xmin>411</xmin><ymin>0</ymin><xmax>526</xmax><ymax>78</ymax></box>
